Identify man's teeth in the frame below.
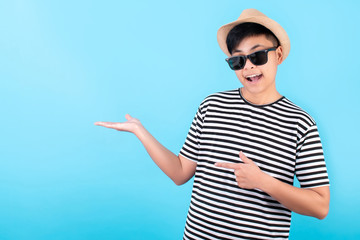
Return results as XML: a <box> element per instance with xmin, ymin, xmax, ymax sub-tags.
<box><xmin>246</xmin><ymin>74</ymin><xmax>261</xmax><ymax>78</ymax></box>
<box><xmin>245</xmin><ymin>74</ymin><xmax>262</xmax><ymax>82</ymax></box>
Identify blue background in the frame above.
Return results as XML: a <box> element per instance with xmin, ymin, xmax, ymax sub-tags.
<box><xmin>1</xmin><ymin>0</ymin><xmax>359</xmax><ymax>239</ymax></box>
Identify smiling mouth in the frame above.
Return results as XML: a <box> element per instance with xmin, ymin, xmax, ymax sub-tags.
<box><xmin>245</xmin><ymin>74</ymin><xmax>263</xmax><ymax>82</ymax></box>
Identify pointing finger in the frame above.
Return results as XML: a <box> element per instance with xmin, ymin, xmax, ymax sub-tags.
<box><xmin>215</xmin><ymin>162</ymin><xmax>241</xmax><ymax>170</ymax></box>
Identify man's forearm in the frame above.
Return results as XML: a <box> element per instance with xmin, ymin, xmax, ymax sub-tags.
<box><xmin>134</xmin><ymin>124</ymin><xmax>194</xmax><ymax>185</ymax></box>
<box><xmin>94</xmin><ymin>116</ymin><xmax>196</xmax><ymax>185</ymax></box>
<box><xmin>259</xmin><ymin>173</ymin><xmax>330</xmax><ymax>219</ymax></box>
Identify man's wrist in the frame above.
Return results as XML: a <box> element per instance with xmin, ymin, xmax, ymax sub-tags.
<box><xmin>133</xmin><ymin>124</ymin><xmax>147</xmax><ymax>140</ymax></box>
<box><xmin>257</xmin><ymin>171</ymin><xmax>274</xmax><ymax>192</ymax></box>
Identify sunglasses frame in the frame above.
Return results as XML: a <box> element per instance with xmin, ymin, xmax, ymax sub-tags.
<box><xmin>225</xmin><ymin>47</ymin><xmax>278</xmax><ymax>71</ymax></box>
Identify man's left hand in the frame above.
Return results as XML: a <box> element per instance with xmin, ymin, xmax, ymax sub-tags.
<box><xmin>215</xmin><ymin>151</ymin><xmax>265</xmax><ymax>189</ymax></box>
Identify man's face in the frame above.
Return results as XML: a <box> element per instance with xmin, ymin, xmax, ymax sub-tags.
<box><xmin>232</xmin><ymin>35</ymin><xmax>283</xmax><ymax>98</ymax></box>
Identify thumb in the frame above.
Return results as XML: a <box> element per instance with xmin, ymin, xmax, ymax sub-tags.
<box><xmin>125</xmin><ymin>114</ymin><xmax>132</xmax><ymax>121</ymax></box>
<box><xmin>239</xmin><ymin>151</ymin><xmax>253</xmax><ymax>164</ymax></box>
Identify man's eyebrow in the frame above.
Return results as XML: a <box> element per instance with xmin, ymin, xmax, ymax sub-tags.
<box><xmin>233</xmin><ymin>44</ymin><xmax>265</xmax><ymax>53</ymax></box>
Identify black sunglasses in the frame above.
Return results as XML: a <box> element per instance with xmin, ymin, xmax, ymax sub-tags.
<box><xmin>225</xmin><ymin>47</ymin><xmax>277</xmax><ymax>71</ymax></box>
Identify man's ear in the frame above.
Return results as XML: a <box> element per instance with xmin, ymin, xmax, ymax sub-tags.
<box><xmin>276</xmin><ymin>46</ymin><xmax>284</xmax><ymax>65</ymax></box>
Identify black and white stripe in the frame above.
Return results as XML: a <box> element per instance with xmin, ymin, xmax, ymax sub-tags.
<box><xmin>180</xmin><ymin>89</ymin><xmax>329</xmax><ymax>239</ymax></box>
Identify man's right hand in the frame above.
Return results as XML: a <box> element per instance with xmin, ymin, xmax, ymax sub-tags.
<box><xmin>94</xmin><ymin>113</ymin><xmax>196</xmax><ymax>185</ymax></box>
<box><xmin>94</xmin><ymin>114</ymin><xmax>142</xmax><ymax>134</ymax></box>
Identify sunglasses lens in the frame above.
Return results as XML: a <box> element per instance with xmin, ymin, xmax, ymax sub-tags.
<box><xmin>250</xmin><ymin>51</ymin><xmax>268</xmax><ymax>65</ymax></box>
<box><xmin>227</xmin><ymin>56</ymin><xmax>245</xmax><ymax>70</ymax></box>
<box><xmin>226</xmin><ymin>48</ymin><xmax>275</xmax><ymax>71</ymax></box>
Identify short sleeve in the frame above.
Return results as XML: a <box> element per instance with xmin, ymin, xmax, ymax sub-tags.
<box><xmin>295</xmin><ymin>124</ymin><xmax>330</xmax><ymax>188</ymax></box>
<box><xmin>179</xmin><ymin>103</ymin><xmax>205</xmax><ymax>163</ymax></box>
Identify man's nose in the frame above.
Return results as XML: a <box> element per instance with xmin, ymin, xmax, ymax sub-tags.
<box><xmin>243</xmin><ymin>57</ymin><xmax>255</xmax><ymax>70</ymax></box>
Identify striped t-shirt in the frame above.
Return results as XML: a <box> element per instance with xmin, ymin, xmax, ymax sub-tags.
<box><xmin>180</xmin><ymin>89</ymin><xmax>329</xmax><ymax>240</ymax></box>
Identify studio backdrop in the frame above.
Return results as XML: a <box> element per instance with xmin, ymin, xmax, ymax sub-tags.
<box><xmin>0</xmin><ymin>0</ymin><xmax>359</xmax><ymax>239</ymax></box>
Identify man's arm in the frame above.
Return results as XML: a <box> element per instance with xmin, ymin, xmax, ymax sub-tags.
<box><xmin>215</xmin><ymin>151</ymin><xmax>330</xmax><ymax>219</ymax></box>
<box><xmin>95</xmin><ymin>114</ymin><xmax>197</xmax><ymax>185</ymax></box>
<box><xmin>259</xmin><ymin>174</ymin><xmax>329</xmax><ymax>219</ymax></box>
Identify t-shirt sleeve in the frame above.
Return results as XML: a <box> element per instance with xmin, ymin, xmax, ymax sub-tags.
<box><xmin>295</xmin><ymin>124</ymin><xmax>330</xmax><ymax>188</ymax></box>
<box><xmin>179</xmin><ymin>102</ymin><xmax>205</xmax><ymax>163</ymax></box>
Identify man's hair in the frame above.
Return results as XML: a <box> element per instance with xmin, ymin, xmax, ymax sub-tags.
<box><xmin>226</xmin><ymin>22</ymin><xmax>280</xmax><ymax>55</ymax></box>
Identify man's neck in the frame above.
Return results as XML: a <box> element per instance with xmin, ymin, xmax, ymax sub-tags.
<box><xmin>240</xmin><ymin>88</ymin><xmax>282</xmax><ymax>105</ymax></box>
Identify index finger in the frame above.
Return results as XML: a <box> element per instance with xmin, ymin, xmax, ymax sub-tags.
<box><xmin>215</xmin><ymin>162</ymin><xmax>240</xmax><ymax>170</ymax></box>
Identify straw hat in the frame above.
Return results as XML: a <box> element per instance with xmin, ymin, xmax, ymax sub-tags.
<box><xmin>217</xmin><ymin>9</ymin><xmax>290</xmax><ymax>60</ymax></box>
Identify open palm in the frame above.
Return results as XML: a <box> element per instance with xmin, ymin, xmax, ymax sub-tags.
<box><xmin>94</xmin><ymin>114</ymin><xmax>141</xmax><ymax>133</ymax></box>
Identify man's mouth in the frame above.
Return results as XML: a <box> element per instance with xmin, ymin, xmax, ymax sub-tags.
<box><xmin>245</xmin><ymin>73</ymin><xmax>263</xmax><ymax>82</ymax></box>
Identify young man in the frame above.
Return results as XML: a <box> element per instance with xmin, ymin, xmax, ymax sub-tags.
<box><xmin>95</xmin><ymin>9</ymin><xmax>330</xmax><ymax>239</ymax></box>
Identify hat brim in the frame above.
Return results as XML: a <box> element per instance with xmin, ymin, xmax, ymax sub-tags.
<box><xmin>217</xmin><ymin>15</ymin><xmax>290</xmax><ymax>60</ymax></box>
